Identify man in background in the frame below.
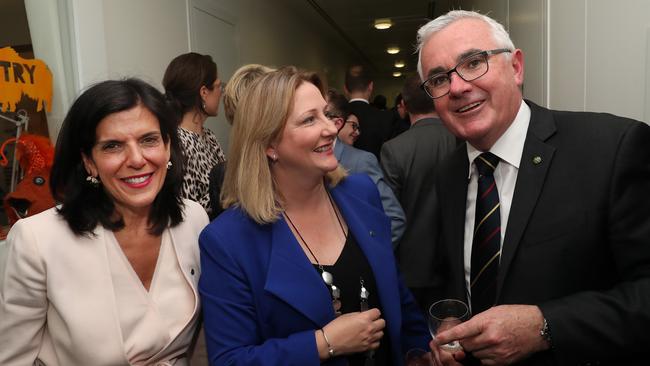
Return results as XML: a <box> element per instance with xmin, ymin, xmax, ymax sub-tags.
<box><xmin>344</xmin><ymin>64</ymin><xmax>393</xmax><ymax>160</ymax></box>
<box><xmin>380</xmin><ymin>74</ymin><xmax>457</xmax><ymax>311</ymax></box>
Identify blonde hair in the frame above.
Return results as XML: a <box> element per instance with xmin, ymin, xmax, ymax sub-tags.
<box><xmin>223</xmin><ymin>64</ymin><xmax>275</xmax><ymax>125</ymax></box>
<box><xmin>221</xmin><ymin>66</ymin><xmax>346</xmax><ymax>224</ymax></box>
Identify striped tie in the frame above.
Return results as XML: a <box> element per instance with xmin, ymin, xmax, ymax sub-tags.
<box><xmin>470</xmin><ymin>152</ymin><xmax>501</xmax><ymax>314</ymax></box>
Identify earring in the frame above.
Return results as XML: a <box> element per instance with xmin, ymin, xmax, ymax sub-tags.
<box><xmin>86</xmin><ymin>175</ymin><xmax>100</xmax><ymax>186</ymax></box>
<box><xmin>167</xmin><ymin>161</ymin><xmax>173</xmax><ymax>170</ymax></box>
<box><xmin>202</xmin><ymin>101</ymin><xmax>206</xmax><ymax>110</ymax></box>
<box><xmin>271</xmin><ymin>153</ymin><xmax>278</xmax><ymax>162</ymax></box>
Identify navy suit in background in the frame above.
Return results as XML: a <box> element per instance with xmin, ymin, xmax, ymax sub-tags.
<box><xmin>348</xmin><ymin>100</ymin><xmax>393</xmax><ymax>160</ymax></box>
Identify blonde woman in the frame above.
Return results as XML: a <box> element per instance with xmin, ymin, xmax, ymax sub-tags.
<box><xmin>199</xmin><ymin>67</ymin><xmax>429</xmax><ymax>365</ymax></box>
<box><xmin>208</xmin><ymin>64</ymin><xmax>274</xmax><ymax>218</ymax></box>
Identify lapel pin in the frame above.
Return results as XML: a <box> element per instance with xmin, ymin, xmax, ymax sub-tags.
<box><xmin>369</xmin><ymin>230</ymin><xmax>375</xmax><ymax>237</ymax></box>
<box><xmin>532</xmin><ymin>156</ymin><xmax>542</xmax><ymax>165</ymax></box>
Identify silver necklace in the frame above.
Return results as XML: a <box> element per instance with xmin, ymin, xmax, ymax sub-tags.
<box><xmin>284</xmin><ymin>191</ymin><xmax>346</xmax><ymax>315</ymax></box>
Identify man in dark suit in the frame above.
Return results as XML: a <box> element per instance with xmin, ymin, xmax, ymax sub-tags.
<box><xmin>380</xmin><ymin>74</ymin><xmax>456</xmax><ymax>311</ymax></box>
<box><xmin>344</xmin><ymin>64</ymin><xmax>393</xmax><ymax>160</ymax></box>
<box><xmin>417</xmin><ymin>10</ymin><xmax>650</xmax><ymax>365</ymax></box>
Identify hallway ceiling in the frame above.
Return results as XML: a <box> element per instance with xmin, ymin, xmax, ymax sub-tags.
<box><xmin>308</xmin><ymin>0</ymin><xmax>453</xmax><ymax>80</ymax></box>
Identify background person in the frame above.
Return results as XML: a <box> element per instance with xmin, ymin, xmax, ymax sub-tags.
<box><xmin>327</xmin><ymin>89</ymin><xmax>406</xmax><ymax>247</ymax></box>
<box><xmin>0</xmin><ymin>78</ymin><xmax>208</xmax><ymax>365</ymax></box>
<box><xmin>380</xmin><ymin>73</ymin><xmax>457</xmax><ymax>312</ymax></box>
<box><xmin>344</xmin><ymin>64</ymin><xmax>393</xmax><ymax>160</ymax></box>
<box><xmin>163</xmin><ymin>52</ymin><xmax>226</xmax><ymax>217</ymax></box>
<box><xmin>199</xmin><ymin>67</ymin><xmax>429</xmax><ymax>365</ymax></box>
<box><xmin>208</xmin><ymin>63</ymin><xmax>274</xmax><ymax>219</ymax></box>
<box><xmin>417</xmin><ymin>10</ymin><xmax>650</xmax><ymax>365</ymax></box>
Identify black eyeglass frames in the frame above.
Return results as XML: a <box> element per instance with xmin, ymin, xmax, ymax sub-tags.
<box><xmin>420</xmin><ymin>48</ymin><xmax>512</xmax><ymax>99</ymax></box>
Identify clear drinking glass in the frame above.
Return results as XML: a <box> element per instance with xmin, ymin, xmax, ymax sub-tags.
<box><xmin>427</xmin><ymin>299</ymin><xmax>469</xmax><ymax>351</ymax></box>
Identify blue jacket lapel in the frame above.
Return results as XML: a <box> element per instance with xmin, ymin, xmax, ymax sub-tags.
<box><xmin>264</xmin><ymin>216</ymin><xmax>335</xmax><ymax>327</ymax></box>
<box><xmin>330</xmin><ymin>183</ymin><xmax>403</xmax><ymax>348</ymax></box>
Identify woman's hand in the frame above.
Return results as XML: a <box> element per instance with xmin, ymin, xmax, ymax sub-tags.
<box><xmin>319</xmin><ymin>308</ymin><xmax>386</xmax><ymax>357</ymax></box>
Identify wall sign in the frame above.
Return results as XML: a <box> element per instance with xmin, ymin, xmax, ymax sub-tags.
<box><xmin>0</xmin><ymin>46</ymin><xmax>52</xmax><ymax>112</ymax></box>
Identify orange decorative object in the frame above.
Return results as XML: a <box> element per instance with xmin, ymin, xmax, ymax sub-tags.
<box><xmin>0</xmin><ymin>46</ymin><xmax>53</xmax><ymax>112</ymax></box>
<box><xmin>0</xmin><ymin>134</ymin><xmax>56</xmax><ymax>225</ymax></box>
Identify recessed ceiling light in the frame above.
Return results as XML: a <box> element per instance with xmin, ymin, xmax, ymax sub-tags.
<box><xmin>374</xmin><ymin>18</ymin><xmax>392</xmax><ymax>30</ymax></box>
<box><xmin>393</xmin><ymin>71</ymin><xmax>402</xmax><ymax>77</ymax></box>
<box><xmin>394</xmin><ymin>61</ymin><xmax>405</xmax><ymax>68</ymax></box>
<box><xmin>386</xmin><ymin>46</ymin><xmax>400</xmax><ymax>55</ymax></box>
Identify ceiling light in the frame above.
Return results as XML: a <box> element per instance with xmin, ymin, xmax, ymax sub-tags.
<box><xmin>386</xmin><ymin>46</ymin><xmax>400</xmax><ymax>55</ymax></box>
<box><xmin>393</xmin><ymin>71</ymin><xmax>402</xmax><ymax>77</ymax></box>
<box><xmin>394</xmin><ymin>61</ymin><xmax>405</xmax><ymax>68</ymax></box>
<box><xmin>374</xmin><ymin>18</ymin><xmax>392</xmax><ymax>30</ymax></box>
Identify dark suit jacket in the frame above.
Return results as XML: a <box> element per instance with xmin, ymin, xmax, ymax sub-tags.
<box><xmin>348</xmin><ymin>100</ymin><xmax>393</xmax><ymax>160</ymax></box>
<box><xmin>199</xmin><ymin>174</ymin><xmax>430</xmax><ymax>365</ymax></box>
<box><xmin>432</xmin><ymin>100</ymin><xmax>650</xmax><ymax>365</ymax></box>
<box><xmin>380</xmin><ymin>118</ymin><xmax>457</xmax><ymax>289</ymax></box>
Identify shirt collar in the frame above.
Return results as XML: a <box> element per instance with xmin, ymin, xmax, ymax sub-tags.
<box><xmin>349</xmin><ymin>98</ymin><xmax>369</xmax><ymax>104</ymax></box>
<box><xmin>465</xmin><ymin>101</ymin><xmax>531</xmax><ymax>178</ymax></box>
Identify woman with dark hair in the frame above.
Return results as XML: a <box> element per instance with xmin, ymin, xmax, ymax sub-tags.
<box><xmin>0</xmin><ymin>78</ymin><xmax>208</xmax><ymax>365</ymax></box>
<box><xmin>199</xmin><ymin>67</ymin><xmax>429</xmax><ymax>365</ymax></box>
<box><xmin>163</xmin><ymin>52</ymin><xmax>226</xmax><ymax>217</ymax></box>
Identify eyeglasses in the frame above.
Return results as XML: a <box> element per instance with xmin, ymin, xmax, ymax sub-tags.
<box><xmin>345</xmin><ymin>121</ymin><xmax>360</xmax><ymax>132</ymax></box>
<box><xmin>420</xmin><ymin>48</ymin><xmax>511</xmax><ymax>99</ymax></box>
<box><xmin>324</xmin><ymin>111</ymin><xmax>342</xmax><ymax>121</ymax></box>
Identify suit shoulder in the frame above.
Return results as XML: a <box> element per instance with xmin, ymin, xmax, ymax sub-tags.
<box><xmin>183</xmin><ymin>199</ymin><xmax>208</xmax><ymax>218</ymax></box>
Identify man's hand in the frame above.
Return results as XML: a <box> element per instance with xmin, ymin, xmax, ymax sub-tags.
<box><xmin>435</xmin><ymin>305</ymin><xmax>550</xmax><ymax>365</ymax></box>
<box><xmin>429</xmin><ymin>339</ymin><xmax>465</xmax><ymax>366</ymax></box>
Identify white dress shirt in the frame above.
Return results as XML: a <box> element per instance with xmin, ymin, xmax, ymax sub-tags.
<box><xmin>463</xmin><ymin>101</ymin><xmax>531</xmax><ymax>304</ymax></box>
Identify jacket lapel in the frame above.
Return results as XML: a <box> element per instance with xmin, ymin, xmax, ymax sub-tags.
<box><xmin>330</xmin><ymin>184</ymin><xmax>402</xmax><ymax>346</ymax></box>
<box><xmin>264</xmin><ymin>217</ymin><xmax>335</xmax><ymax>327</ymax></box>
<box><xmin>496</xmin><ymin>101</ymin><xmax>556</xmax><ymax>300</ymax></box>
<box><xmin>441</xmin><ymin>149</ymin><xmax>471</xmax><ymax>298</ymax></box>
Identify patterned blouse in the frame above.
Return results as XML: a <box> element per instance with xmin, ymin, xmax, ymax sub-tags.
<box><xmin>178</xmin><ymin>127</ymin><xmax>226</xmax><ymax>215</ymax></box>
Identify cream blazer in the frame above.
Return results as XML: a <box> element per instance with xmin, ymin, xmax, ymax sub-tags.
<box><xmin>0</xmin><ymin>199</ymin><xmax>209</xmax><ymax>366</ymax></box>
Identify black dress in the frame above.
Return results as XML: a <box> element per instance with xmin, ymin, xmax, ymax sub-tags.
<box><xmin>315</xmin><ymin>233</ymin><xmax>391</xmax><ymax>366</ymax></box>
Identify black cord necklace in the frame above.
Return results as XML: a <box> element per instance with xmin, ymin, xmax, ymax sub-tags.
<box><xmin>284</xmin><ymin>190</ymin><xmax>347</xmax><ymax>315</ymax></box>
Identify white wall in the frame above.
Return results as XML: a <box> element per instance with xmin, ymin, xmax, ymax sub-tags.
<box><xmin>27</xmin><ymin>0</ymin><xmax>359</xmax><ymax>145</ymax></box>
<box><xmin>446</xmin><ymin>0</ymin><xmax>650</xmax><ymax>123</ymax></box>
<box><xmin>550</xmin><ymin>0</ymin><xmax>650</xmax><ymax>123</ymax></box>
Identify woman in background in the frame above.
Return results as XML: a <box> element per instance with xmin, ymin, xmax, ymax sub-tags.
<box><xmin>208</xmin><ymin>63</ymin><xmax>274</xmax><ymax>218</ymax></box>
<box><xmin>0</xmin><ymin>78</ymin><xmax>208</xmax><ymax>365</ymax></box>
<box><xmin>199</xmin><ymin>67</ymin><xmax>429</xmax><ymax>365</ymax></box>
<box><xmin>163</xmin><ymin>52</ymin><xmax>226</xmax><ymax>216</ymax></box>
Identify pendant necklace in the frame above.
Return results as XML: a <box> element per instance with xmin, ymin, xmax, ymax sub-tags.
<box><xmin>284</xmin><ymin>190</ymin><xmax>347</xmax><ymax>316</ymax></box>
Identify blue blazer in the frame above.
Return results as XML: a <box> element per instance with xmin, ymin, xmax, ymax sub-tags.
<box><xmin>199</xmin><ymin>174</ymin><xmax>429</xmax><ymax>365</ymax></box>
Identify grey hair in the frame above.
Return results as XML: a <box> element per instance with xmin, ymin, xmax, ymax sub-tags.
<box><xmin>416</xmin><ymin>10</ymin><xmax>515</xmax><ymax>80</ymax></box>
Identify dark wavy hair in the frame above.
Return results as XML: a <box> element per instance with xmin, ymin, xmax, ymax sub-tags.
<box><xmin>162</xmin><ymin>52</ymin><xmax>217</xmax><ymax>123</ymax></box>
<box><xmin>50</xmin><ymin>78</ymin><xmax>185</xmax><ymax>237</ymax></box>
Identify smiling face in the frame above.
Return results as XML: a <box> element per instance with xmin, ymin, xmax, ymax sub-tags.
<box><xmin>82</xmin><ymin>104</ymin><xmax>171</xmax><ymax>217</ymax></box>
<box><xmin>338</xmin><ymin>113</ymin><xmax>360</xmax><ymax>145</ymax></box>
<box><xmin>268</xmin><ymin>82</ymin><xmax>339</xmax><ymax>181</ymax></box>
<box><xmin>420</xmin><ymin>18</ymin><xmax>524</xmax><ymax>150</ymax></box>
